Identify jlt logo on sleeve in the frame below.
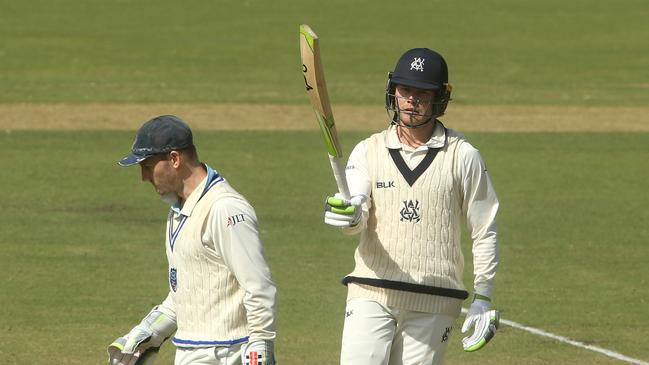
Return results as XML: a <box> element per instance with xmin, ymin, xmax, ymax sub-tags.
<box><xmin>400</xmin><ymin>200</ymin><xmax>421</xmax><ymax>223</ymax></box>
<box><xmin>226</xmin><ymin>214</ymin><xmax>245</xmax><ymax>227</ymax></box>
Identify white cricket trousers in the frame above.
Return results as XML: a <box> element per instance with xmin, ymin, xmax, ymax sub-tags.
<box><xmin>340</xmin><ymin>298</ymin><xmax>456</xmax><ymax>365</ymax></box>
<box><xmin>175</xmin><ymin>344</ymin><xmax>243</xmax><ymax>365</ymax></box>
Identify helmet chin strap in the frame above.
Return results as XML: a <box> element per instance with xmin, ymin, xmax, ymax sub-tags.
<box><xmin>396</xmin><ymin>116</ymin><xmax>434</xmax><ymax>129</ymax></box>
<box><xmin>392</xmin><ymin>106</ymin><xmax>435</xmax><ymax>129</ymax></box>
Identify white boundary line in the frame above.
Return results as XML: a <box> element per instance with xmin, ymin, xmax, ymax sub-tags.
<box><xmin>461</xmin><ymin>309</ymin><xmax>649</xmax><ymax>365</ymax></box>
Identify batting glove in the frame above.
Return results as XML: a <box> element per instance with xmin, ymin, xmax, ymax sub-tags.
<box><xmin>122</xmin><ymin>307</ymin><xmax>177</xmax><ymax>354</ymax></box>
<box><xmin>107</xmin><ymin>336</ymin><xmax>158</xmax><ymax>365</ymax></box>
<box><xmin>242</xmin><ymin>340</ymin><xmax>276</xmax><ymax>365</ymax></box>
<box><xmin>461</xmin><ymin>295</ymin><xmax>500</xmax><ymax>352</ymax></box>
<box><xmin>324</xmin><ymin>194</ymin><xmax>366</xmax><ymax>227</ymax></box>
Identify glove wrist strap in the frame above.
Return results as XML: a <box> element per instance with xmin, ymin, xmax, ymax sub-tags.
<box><xmin>472</xmin><ymin>293</ymin><xmax>491</xmax><ymax>303</ymax></box>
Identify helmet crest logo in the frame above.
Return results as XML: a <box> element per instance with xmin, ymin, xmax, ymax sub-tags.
<box><xmin>410</xmin><ymin>57</ymin><xmax>425</xmax><ymax>72</ymax></box>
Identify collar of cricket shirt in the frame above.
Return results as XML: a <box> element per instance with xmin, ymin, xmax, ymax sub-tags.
<box><xmin>171</xmin><ymin>164</ymin><xmax>225</xmax><ymax>217</ymax></box>
<box><xmin>385</xmin><ymin>121</ymin><xmax>447</xmax><ymax>150</ymax></box>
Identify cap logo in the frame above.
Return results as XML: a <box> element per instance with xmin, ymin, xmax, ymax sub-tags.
<box><xmin>133</xmin><ymin>147</ymin><xmax>154</xmax><ymax>153</ymax></box>
<box><xmin>410</xmin><ymin>57</ymin><xmax>425</xmax><ymax>72</ymax></box>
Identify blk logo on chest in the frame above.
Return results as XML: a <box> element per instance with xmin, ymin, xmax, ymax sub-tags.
<box><xmin>376</xmin><ymin>181</ymin><xmax>395</xmax><ymax>189</ymax></box>
<box><xmin>226</xmin><ymin>214</ymin><xmax>245</xmax><ymax>227</ymax></box>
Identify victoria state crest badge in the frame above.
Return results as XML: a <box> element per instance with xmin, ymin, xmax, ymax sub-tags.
<box><xmin>400</xmin><ymin>200</ymin><xmax>421</xmax><ymax>223</ymax></box>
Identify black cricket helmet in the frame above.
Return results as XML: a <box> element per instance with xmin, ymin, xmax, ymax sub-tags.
<box><xmin>385</xmin><ymin>48</ymin><xmax>452</xmax><ymax>122</ymax></box>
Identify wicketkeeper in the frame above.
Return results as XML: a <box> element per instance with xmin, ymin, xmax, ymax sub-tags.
<box><xmin>108</xmin><ymin>115</ymin><xmax>277</xmax><ymax>365</ymax></box>
<box><xmin>324</xmin><ymin>48</ymin><xmax>500</xmax><ymax>365</ymax></box>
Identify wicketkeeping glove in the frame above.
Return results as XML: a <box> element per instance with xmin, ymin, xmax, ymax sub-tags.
<box><xmin>107</xmin><ymin>337</ymin><xmax>158</xmax><ymax>365</ymax></box>
<box><xmin>122</xmin><ymin>308</ymin><xmax>176</xmax><ymax>354</ymax></box>
<box><xmin>461</xmin><ymin>296</ymin><xmax>500</xmax><ymax>352</ymax></box>
<box><xmin>242</xmin><ymin>340</ymin><xmax>276</xmax><ymax>365</ymax></box>
<box><xmin>324</xmin><ymin>194</ymin><xmax>366</xmax><ymax>227</ymax></box>
<box><xmin>108</xmin><ymin>306</ymin><xmax>176</xmax><ymax>365</ymax></box>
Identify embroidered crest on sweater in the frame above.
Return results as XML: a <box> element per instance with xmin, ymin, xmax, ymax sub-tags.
<box><xmin>400</xmin><ymin>200</ymin><xmax>421</xmax><ymax>222</ymax></box>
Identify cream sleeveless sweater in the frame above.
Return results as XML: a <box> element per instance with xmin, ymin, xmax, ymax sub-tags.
<box><xmin>167</xmin><ymin>181</ymin><xmax>250</xmax><ymax>346</ymax></box>
<box><xmin>346</xmin><ymin>128</ymin><xmax>467</xmax><ymax>315</ymax></box>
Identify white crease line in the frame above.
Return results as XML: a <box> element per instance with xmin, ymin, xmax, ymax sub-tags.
<box><xmin>461</xmin><ymin>308</ymin><xmax>649</xmax><ymax>365</ymax></box>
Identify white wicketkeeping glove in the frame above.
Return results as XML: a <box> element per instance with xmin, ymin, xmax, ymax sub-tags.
<box><xmin>107</xmin><ymin>337</ymin><xmax>158</xmax><ymax>365</ymax></box>
<box><xmin>242</xmin><ymin>340</ymin><xmax>276</xmax><ymax>365</ymax></box>
<box><xmin>108</xmin><ymin>306</ymin><xmax>177</xmax><ymax>365</ymax></box>
<box><xmin>324</xmin><ymin>194</ymin><xmax>366</xmax><ymax>227</ymax></box>
<box><xmin>461</xmin><ymin>297</ymin><xmax>500</xmax><ymax>352</ymax></box>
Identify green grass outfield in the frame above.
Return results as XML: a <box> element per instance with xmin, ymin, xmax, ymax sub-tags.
<box><xmin>1</xmin><ymin>0</ymin><xmax>648</xmax><ymax>106</ymax></box>
<box><xmin>1</xmin><ymin>0</ymin><xmax>648</xmax><ymax>364</ymax></box>
<box><xmin>1</xmin><ymin>130</ymin><xmax>647</xmax><ymax>365</ymax></box>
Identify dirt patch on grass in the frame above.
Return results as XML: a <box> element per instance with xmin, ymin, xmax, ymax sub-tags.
<box><xmin>1</xmin><ymin>103</ymin><xmax>648</xmax><ymax>132</ymax></box>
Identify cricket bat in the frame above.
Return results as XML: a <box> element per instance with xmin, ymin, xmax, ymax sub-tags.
<box><xmin>299</xmin><ymin>24</ymin><xmax>351</xmax><ymax>200</ymax></box>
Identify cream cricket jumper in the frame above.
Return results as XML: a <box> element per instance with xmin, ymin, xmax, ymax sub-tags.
<box><xmin>343</xmin><ymin>123</ymin><xmax>499</xmax><ymax>316</ymax></box>
<box><xmin>158</xmin><ymin>165</ymin><xmax>276</xmax><ymax>348</ymax></box>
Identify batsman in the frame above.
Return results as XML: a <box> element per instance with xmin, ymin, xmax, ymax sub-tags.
<box><xmin>324</xmin><ymin>48</ymin><xmax>501</xmax><ymax>365</ymax></box>
<box><xmin>107</xmin><ymin>115</ymin><xmax>277</xmax><ymax>365</ymax></box>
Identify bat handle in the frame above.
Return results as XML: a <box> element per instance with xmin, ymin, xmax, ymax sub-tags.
<box><xmin>329</xmin><ymin>155</ymin><xmax>351</xmax><ymax>200</ymax></box>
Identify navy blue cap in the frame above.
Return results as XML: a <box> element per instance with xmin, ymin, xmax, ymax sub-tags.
<box><xmin>391</xmin><ymin>48</ymin><xmax>448</xmax><ymax>91</ymax></box>
<box><xmin>118</xmin><ymin>115</ymin><xmax>194</xmax><ymax>167</ymax></box>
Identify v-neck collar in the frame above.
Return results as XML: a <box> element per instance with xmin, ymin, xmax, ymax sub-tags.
<box><xmin>168</xmin><ymin>164</ymin><xmax>225</xmax><ymax>252</ymax></box>
<box><xmin>386</xmin><ymin>124</ymin><xmax>448</xmax><ymax>187</ymax></box>
<box><xmin>170</xmin><ymin>164</ymin><xmax>225</xmax><ymax>217</ymax></box>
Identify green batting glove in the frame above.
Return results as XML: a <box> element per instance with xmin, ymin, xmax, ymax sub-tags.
<box><xmin>324</xmin><ymin>194</ymin><xmax>365</xmax><ymax>227</ymax></box>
